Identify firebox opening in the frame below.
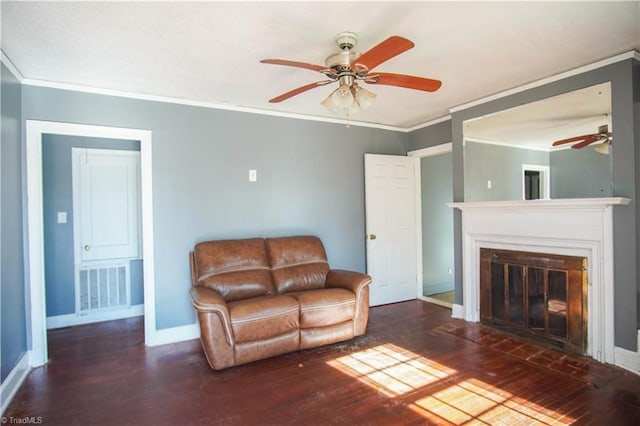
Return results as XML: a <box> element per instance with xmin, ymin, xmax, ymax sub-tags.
<box><xmin>479</xmin><ymin>248</ymin><xmax>587</xmax><ymax>355</ymax></box>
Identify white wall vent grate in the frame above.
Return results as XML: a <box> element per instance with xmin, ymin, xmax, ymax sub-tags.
<box><xmin>76</xmin><ymin>261</ymin><xmax>131</xmax><ymax>314</ymax></box>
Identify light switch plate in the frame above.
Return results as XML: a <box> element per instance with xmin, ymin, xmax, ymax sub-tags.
<box><xmin>249</xmin><ymin>169</ymin><xmax>257</xmax><ymax>182</ymax></box>
<box><xmin>57</xmin><ymin>211</ymin><xmax>67</xmax><ymax>223</ymax></box>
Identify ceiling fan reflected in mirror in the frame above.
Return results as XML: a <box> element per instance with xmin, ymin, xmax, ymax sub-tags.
<box><xmin>260</xmin><ymin>32</ymin><xmax>442</xmax><ymax>116</ymax></box>
<box><xmin>552</xmin><ymin>124</ymin><xmax>612</xmax><ymax>154</ymax></box>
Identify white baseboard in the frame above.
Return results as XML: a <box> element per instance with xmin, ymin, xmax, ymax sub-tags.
<box><xmin>47</xmin><ymin>304</ymin><xmax>144</xmax><ymax>329</ymax></box>
<box><xmin>614</xmin><ymin>346</ymin><xmax>640</xmax><ymax>374</ymax></box>
<box><xmin>1</xmin><ymin>351</ymin><xmax>31</xmax><ymax>416</ymax></box>
<box><xmin>147</xmin><ymin>322</ymin><xmax>200</xmax><ymax>347</ymax></box>
<box><xmin>419</xmin><ymin>295</ymin><xmax>452</xmax><ymax>309</ymax></box>
<box><xmin>451</xmin><ymin>303</ymin><xmax>465</xmax><ymax>319</ymax></box>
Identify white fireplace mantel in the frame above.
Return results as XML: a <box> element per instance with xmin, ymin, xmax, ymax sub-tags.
<box><xmin>449</xmin><ymin>197</ymin><xmax>631</xmax><ymax>365</ymax></box>
<box><xmin>449</xmin><ymin>197</ymin><xmax>630</xmax><ymax>211</ymax></box>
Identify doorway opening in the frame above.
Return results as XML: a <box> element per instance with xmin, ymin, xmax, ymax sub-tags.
<box><xmin>409</xmin><ymin>143</ymin><xmax>455</xmax><ymax>309</ymax></box>
<box><xmin>26</xmin><ymin>121</ymin><xmax>156</xmax><ymax>367</ymax></box>
<box><xmin>43</xmin><ymin>139</ymin><xmax>143</xmax><ymax>330</ymax></box>
<box><xmin>522</xmin><ymin>164</ymin><xmax>550</xmax><ymax>200</ymax></box>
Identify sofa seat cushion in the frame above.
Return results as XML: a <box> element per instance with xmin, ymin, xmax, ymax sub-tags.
<box><xmin>300</xmin><ymin>320</ymin><xmax>354</xmax><ymax>350</ymax></box>
<box><xmin>228</xmin><ymin>295</ymin><xmax>299</xmax><ymax>343</ymax></box>
<box><xmin>288</xmin><ymin>288</ymin><xmax>355</xmax><ymax>328</ymax></box>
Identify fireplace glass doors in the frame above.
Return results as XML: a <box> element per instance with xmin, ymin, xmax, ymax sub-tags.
<box><xmin>480</xmin><ymin>249</ymin><xmax>587</xmax><ymax>354</ymax></box>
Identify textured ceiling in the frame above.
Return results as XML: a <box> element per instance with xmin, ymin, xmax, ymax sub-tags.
<box><xmin>1</xmin><ymin>1</ymin><xmax>639</xmax><ymax>130</ymax></box>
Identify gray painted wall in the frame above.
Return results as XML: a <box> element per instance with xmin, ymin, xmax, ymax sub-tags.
<box><xmin>447</xmin><ymin>59</ymin><xmax>638</xmax><ymax>350</ymax></box>
<box><xmin>408</xmin><ymin>120</ymin><xmax>452</xmax><ymax>151</ymax></box>
<box><xmin>1</xmin><ymin>63</ymin><xmax>27</xmax><ymax>382</ymax></box>
<box><xmin>42</xmin><ymin>134</ymin><xmax>143</xmax><ymax>317</ymax></box>
<box><xmin>464</xmin><ymin>142</ymin><xmax>549</xmax><ymax>201</ymax></box>
<box><xmin>22</xmin><ymin>85</ymin><xmax>407</xmax><ymax>329</ymax></box>
<box><xmin>550</xmin><ymin>147</ymin><xmax>612</xmax><ymax>199</ymax></box>
<box><xmin>420</xmin><ymin>153</ymin><xmax>454</xmax><ymax>296</ymax></box>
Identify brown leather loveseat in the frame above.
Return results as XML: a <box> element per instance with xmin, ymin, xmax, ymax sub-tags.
<box><xmin>189</xmin><ymin>235</ymin><xmax>371</xmax><ymax>370</ymax></box>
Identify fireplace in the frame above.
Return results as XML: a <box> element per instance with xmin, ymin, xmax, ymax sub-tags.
<box><xmin>449</xmin><ymin>197</ymin><xmax>630</xmax><ymax>364</ymax></box>
<box><xmin>479</xmin><ymin>248</ymin><xmax>587</xmax><ymax>354</ymax></box>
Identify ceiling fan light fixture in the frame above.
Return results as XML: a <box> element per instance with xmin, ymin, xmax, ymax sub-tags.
<box><xmin>594</xmin><ymin>141</ymin><xmax>610</xmax><ymax>155</ymax></box>
<box><xmin>321</xmin><ymin>83</ymin><xmax>376</xmax><ymax>116</ymax></box>
<box><xmin>331</xmin><ymin>84</ymin><xmax>355</xmax><ymax>108</ymax></box>
<box><xmin>321</xmin><ymin>75</ymin><xmax>377</xmax><ymax>116</ymax></box>
<box><xmin>321</xmin><ymin>93</ymin><xmax>340</xmax><ymax>113</ymax></box>
<box><xmin>354</xmin><ymin>83</ymin><xmax>376</xmax><ymax>110</ymax></box>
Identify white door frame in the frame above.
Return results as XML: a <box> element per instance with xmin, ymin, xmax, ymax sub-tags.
<box><xmin>407</xmin><ymin>143</ymin><xmax>453</xmax><ymax>303</ymax></box>
<box><xmin>521</xmin><ymin>164</ymin><xmax>550</xmax><ymax>200</ymax></box>
<box><xmin>25</xmin><ymin>120</ymin><xmax>156</xmax><ymax>367</ymax></box>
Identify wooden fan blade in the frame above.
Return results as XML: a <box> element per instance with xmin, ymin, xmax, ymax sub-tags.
<box><xmin>261</xmin><ymin>59</ymin><xmax>326</xmax><ymax>73</ymax></box>
<box><xmin>355</xmin><ymin>36</ymin><xmax>414</xmax><ymax>71</ymax></box>
<box><xmin>268</xmin><ymin>81</ymin><xmax>332</xmax><ymax>103</ymax></box>
<box><xmin>366</xmin><ymin>72</ymin><xmax>442</xmax><ymax>92</ymax></box>
<box><xmin>571</xmin><ymin>135</ymin><xmax>601</xmax><ymax>149</ymax></box>
<box><xmin>552</xmin><ymin>133</ymin><xmax>595</xmax><ymax>146</ymax></box>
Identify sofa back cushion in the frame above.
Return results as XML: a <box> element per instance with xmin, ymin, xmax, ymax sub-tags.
<box><xmin>266</xmin><ymin>236</ymin><xmax>330</xmax><ymax>293</ymax></box>
<box><xmin>192</xmin><ymin>238</ymin><xmax>275</xmax><ymax>302</ymax></box>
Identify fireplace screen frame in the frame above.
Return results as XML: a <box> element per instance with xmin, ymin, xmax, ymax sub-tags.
<box><xmin>480</xmin><ymin>248</ymin><xmax>588</xmax><ymax>354</ymax></box>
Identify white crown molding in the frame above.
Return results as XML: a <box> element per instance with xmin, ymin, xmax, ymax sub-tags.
<box><xmin>0</xmin><ymin>49</ymin><xmax>409</xmax><ymax>132</ymax></box>
<box><xmin>408</xmin><ymin>142</ymin><xmax>452</xmax><ymax>158</ymax></box>
<box><xmin>450</xmin><ymin>50</ymin><xmax>640</xmax><ymax>114</ymax></box>
<box><xmin>1</xmin><ymin>47</ymin><xmax>404</xmax><ymax>131</ymax></box>
<box><xmin>0</xmin><ymin>49</ymin><xmax>24</xmax><ymax>82</ymax></box>
<box><xmin>464</xmin><ymin>137</ymin><xmax>555</xmax><ymax>152</ymax></box>
<box><xmin>406</xmin><ymin>114</ymin><xmax>452</xmax><ymax>132</ymax></box>
<box><xmin>19</xmin><ymin>77</ymin><xmax>404</xmax><ymax>132</ymax></box>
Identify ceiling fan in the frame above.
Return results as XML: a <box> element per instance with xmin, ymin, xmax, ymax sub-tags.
<box><xmin>551</xmin><ymin>124</ymin><xmax>612</xmax><ymax>153</ymax></box>
<box><xmin>260</xmin><ymin>32</ymin><xmax>442</xmax><ymax>115</ymax></box>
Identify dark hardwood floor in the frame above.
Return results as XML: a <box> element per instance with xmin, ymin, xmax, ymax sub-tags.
<box><xmin>5</xmin><ymin>301</ymin><xmax>640</xmax><ymax>425</ymax></box>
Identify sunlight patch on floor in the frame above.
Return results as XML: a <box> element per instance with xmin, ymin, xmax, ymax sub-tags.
<box><xmin>410</xmin><ymin>377</ymin><xmax>575</xmax><ymax>425</ymax></box>
<box><xmin>329</xmin><ymin>343</ymin><xmax>575</xmax><ymax>425</ymax></box>
<box><xmin>327</xmin><ymin>343</ymin><xmax>457</xmax><ymax>397</ymax></box>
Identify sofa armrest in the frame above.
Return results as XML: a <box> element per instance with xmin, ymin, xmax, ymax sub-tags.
<box><xmin>326</xmin><ymin>269</ymin><xmax>371</xmax><ymax>293</ymax></box>
<box><xmin>190</xmin><ymin>286</ymin><xmax>234</xmax><ymax>345</ymax></box>
<box><xmin>326</xmin><ymin>269</ymin><xmax>371</xmax><ymax>336</ymax></box>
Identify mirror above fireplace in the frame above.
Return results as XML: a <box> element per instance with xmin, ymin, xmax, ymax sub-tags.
<box><xmin>463</xmin><ymin>82</ymin><xmax>613</xmax><ymax>201</ymax></box>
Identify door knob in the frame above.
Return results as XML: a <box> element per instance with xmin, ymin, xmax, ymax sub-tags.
<box><xmin>84</xmin><ymin>244</ymin><xmax>91</xmax><ymax>251</ymax></box>
<box><xmin>369</xmin><ymin>234</ymin><xmax>377</xmax><ymax>240</ymax></box>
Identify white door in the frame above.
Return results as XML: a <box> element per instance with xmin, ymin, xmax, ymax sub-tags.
<box><xmin>364</xmin><ymin>153</ymin><xmax>418</xmax><ymax>306</ymax></box>
<box><xmin>72</xmin><ymin>148</ymin><xmax>141</xmax><ymax>262</ymax></box>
